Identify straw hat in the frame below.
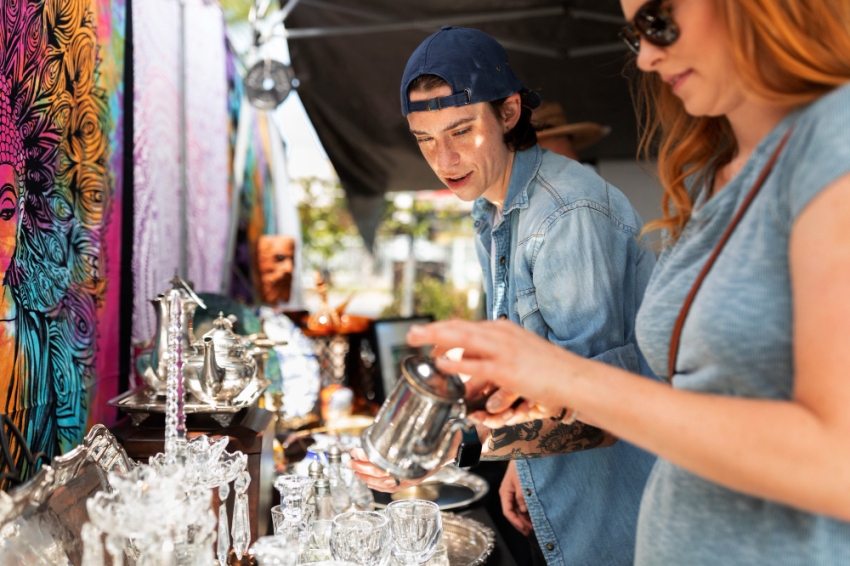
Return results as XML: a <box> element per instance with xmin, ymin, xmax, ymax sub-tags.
<box><xmin>531</xmin><ymin>102</ymin><xmax>611</xmax><ymax>150</ymax></box>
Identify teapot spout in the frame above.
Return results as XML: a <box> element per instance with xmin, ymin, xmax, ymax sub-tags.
<box><xmin>201</xmin><ymin>337</ymin><xmax>224</xmax><ymax>397</ymax></box>
<box><xmin>149</xmin><ymin>294</ymin><xmax>169</xmax><ymax>374</ymax></box>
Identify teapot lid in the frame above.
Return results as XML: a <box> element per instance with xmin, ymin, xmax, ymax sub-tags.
<box><xmin>401</xmin><ymin>356</ymin><xmax>465</xmax><ymax>402</ymax></box>
<box><xmin>202</xmin><ymin>312</ymin><xmax>243</xmax><ymax>351</ymax></box>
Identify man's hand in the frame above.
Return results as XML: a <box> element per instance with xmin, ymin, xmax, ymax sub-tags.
<box><xmin>500</xmin><ymin>461</ymin><xmax>533</xmax><ymax>535</ymax></box>
<box><xmin>346</xmin><ymin>447</ymin><xmax>433</xmax><ymax>493</ymax></box>
<box><xmin>347</xmin><ymin>431</ymin><xmax>463</xmax><ymax>493</ymax></box>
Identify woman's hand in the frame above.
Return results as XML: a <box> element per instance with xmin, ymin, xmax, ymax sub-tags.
<box><xmin>408</xmin><ymin>319</ymin><xmax>580</xmax><ymax>410</ymax></box>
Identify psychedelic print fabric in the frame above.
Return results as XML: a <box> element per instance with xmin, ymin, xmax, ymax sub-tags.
<box><xmin>0</xmin><ymin>0</ymin><xmax>125</xmax><ymax>479</ymax></box>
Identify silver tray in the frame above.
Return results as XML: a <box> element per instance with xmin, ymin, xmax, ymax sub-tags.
<box><xmin>372</xmin><ymin>470</ymin><xmax>489</xmax><ymax>511</ymax></box>
<box><xmin>441</xmin><ymin>511</ymin><xmax>496</xmax><ymax>566</ymax></box>
<box><xmin>107</xmin><ymin>379</ymin><xmax>268</xmax><ymax>427</ymax></box>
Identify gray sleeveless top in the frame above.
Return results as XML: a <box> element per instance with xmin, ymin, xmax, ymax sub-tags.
<box><xmin>634</xmin><ymin>82</ymin><xmax>850</xmax><ymax>565</ymax></box>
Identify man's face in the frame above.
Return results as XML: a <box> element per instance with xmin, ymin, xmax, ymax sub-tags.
<box><xmin>407</xmin><ymin>86</ymin><xmax>515</xmax><ymax>203</ymax></box>
<box><xmin>257</xmin><ymin>235</ymin><xmax>295</xmax><ymax>303</ymax></box>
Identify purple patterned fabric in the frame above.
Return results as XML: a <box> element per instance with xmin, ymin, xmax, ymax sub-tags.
<box><xmin>132</xmin><ymin>0</ymin><xmax>229</xmax><ymax>346</ymax></box>
<box><xmin>184</xmin><ymin>2</ymin><xmax>229</xmax><ymax>296</ymax></box>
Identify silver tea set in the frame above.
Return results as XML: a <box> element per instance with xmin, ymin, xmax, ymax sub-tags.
<box><xmin>136</xmin><ymin>277</ymin><xmax>277</xmax><ymax>407</ymax></box>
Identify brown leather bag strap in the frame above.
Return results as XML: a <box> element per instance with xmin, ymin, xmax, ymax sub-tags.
<box><xmin>667</xmin><ymin>128</ymin><xmax>794</xmax><ymax>381</ymax></box>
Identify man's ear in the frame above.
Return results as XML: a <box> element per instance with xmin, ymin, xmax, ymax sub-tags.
<box><xmin>501</xmin><ymin>93</ymin><xmax>522</xmax><ymax>131</ymax></box>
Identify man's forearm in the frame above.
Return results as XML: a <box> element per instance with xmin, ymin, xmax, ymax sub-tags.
<box><xmin>479</xmin><ymin>418</ymin><xmax>615</xmax><ymax>461</ymax></box>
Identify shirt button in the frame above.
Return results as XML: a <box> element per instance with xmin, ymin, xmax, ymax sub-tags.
<box><xmin>524</xmin><ymin>488</ymin><xmax>531</xmax><ymax>496</ymax></box>
<box><xmin>498</xmin><ymin>314</ymin><xmax>507</xmax><ymax>320</ymax></box>
<box><xmin>499</xmin><ymin>256</ymin><xmax>506</xmax><ymax>265</ymax></box>
<box><xmin>546</xmin><ymin>543</ymin><xmax>555</xmax><ymax>551</ymax></box>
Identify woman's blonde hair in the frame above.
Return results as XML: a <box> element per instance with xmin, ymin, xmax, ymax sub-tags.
<box><xmin>637</xmin><ymin>0</ymin><xmax>850</xmax><ymax>241</ymax></box>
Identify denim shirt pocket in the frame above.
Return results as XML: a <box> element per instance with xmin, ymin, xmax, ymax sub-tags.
<box><xmin>591</xmin><ymin>342</ymin><xmax>641</xmax><ymax>373</ymax></box>
<box><xmin>513</xmin><ymin>288</ymin><xmax>549</xmax><ymax>337</ymax></box>
<box><xmin>513</xmin><ymin>288</ymin><xmax>538</xmax><ymax>320</ymax></box>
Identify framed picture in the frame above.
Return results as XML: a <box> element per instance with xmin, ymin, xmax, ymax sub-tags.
<box><xmin>370</xmin><ymin>316</ymin><xmax>434</xmax><ymax>403</ymax></box>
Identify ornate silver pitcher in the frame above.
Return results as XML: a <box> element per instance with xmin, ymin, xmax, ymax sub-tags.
<box><xmin>361</xmin><ymin>356</ymin><xmax>473</xmax><ymax>479</ymax></box>
<box><xmin>140</xmin><ymin>276</ymin><xmax>205</xmax><ymax>395</ymax></box>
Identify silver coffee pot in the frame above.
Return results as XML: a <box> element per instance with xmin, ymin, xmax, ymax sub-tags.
<box><xmin>361</xmin><ymin>355</ymin><xmax>473</xmax><ymax>479</ymax></box>
<box><xmin>183</xmin><ymin>313</ymin><xmax>257</xmax><ymax>405</ymax></box>
<box><xmin>140</xmin><ymin>277</ymin><xmax>205</xmax><ymax>395</ymax></box>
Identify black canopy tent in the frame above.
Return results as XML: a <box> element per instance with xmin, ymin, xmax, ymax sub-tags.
<box><xmin>284</xmin><ymin>0</ymin><xmax>636</xmax><ymax>247</ymax></box>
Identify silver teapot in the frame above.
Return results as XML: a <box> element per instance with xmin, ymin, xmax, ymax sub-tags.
<box><xmin>361</xmin><ymin>356</ymin><xmax>473</xmax><ymax>479</ymax></box>
<box><xmin>183</xmin><ymin>313</ymin><xmax>256</xmax><ymax>405</ymax></box>
<box><xmin>139</xmin><ymin>277</ymin><xmax>205</xmax><ymax>395</ymax></box>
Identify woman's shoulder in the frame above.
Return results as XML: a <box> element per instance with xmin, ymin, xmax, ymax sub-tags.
<box><xmin>779</xmin><ymin>81</ymin><xmax>850</xmax><ymax>221</ymax></box>
<box><xmin>789</xmin><ymin>81</ymin><xmax>850</xmax><ymax>153</ymax></box>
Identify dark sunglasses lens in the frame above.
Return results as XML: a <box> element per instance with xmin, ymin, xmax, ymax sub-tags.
<box><xmin>619</xmin><ymin>26</ymin><xmax>641</xmax><ymax>54</ymax></box>
<box><xmin>635</xmin><ymin>2</ymin><xmax>679</xmax><ymax>47</ymax></box>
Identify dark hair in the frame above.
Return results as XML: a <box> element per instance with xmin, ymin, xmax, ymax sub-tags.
<box><xmin>408</xmin><ymin>74</ymin><xmax>537</xmax><ymax>152</ymax></box>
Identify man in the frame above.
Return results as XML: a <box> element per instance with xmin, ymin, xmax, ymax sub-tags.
<box><xmin>351</xmin><ymin>27</ymin><xmax>656</xmax><ymax>565</ymax></box>
<box><xmin>532</xmin><ymin>100</ymin><xmax>611</xmax><ymax>162</ymax></box>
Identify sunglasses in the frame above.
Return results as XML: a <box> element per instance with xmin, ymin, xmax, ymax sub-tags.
<box><xmin>619</xmin><ymin>0</ymin><xmax>680</xmax><ymax>54</ymax></box>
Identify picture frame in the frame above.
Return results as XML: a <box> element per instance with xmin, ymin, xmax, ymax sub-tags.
<box><xmin>369</xmin><ymin>316</ymin><xmax>434</xmax><ymax>404</ymax></box>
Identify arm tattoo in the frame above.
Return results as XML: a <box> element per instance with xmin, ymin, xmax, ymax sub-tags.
<box><xmin>482</xmin><ymin>421</ymin><xmax>607</xmax><ymax>460</ymax></box>
<box><xmin>538</xmin><ymin>422</ymin><xmax>606</xmax><ymax>453</ymax></box>
<box><xmin>488</xmin><ymin>420</ymin><xmax>543</xmax><ymax>451</ymax></box>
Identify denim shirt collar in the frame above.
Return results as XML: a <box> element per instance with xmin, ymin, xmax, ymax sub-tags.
<box><xmin>471</xmin><ymin>144</ymin><xmax>541</xmax><ymax>222</ymax></box>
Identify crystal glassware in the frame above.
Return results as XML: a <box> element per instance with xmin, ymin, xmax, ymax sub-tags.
<box><xmin>271</xmin><ymin>505</ymin><xmax>287</xmax><ymax>536</ymax></box>
<box><xmin>386</xmin><ymin>500</ymin><xmax>442</xmax><ymax>565</ymax></box>
<box><xmin>303</xmin><ymin>519</ymin><xmax>334</xmax><ymax>562</ymax></box>
<box><xmin>423</xmin><ymin>544</ymin><xmax>449</xmax><ymax>566</ymax></box>
<box><xmin>330</xmin><ymin>511</ymin><xmax>391</xmax><ymax>566</ymax></box>
<box><xmin>250</xmin><ymin>536</ymin><xmax>299</xmax><ymax>566</ymax></box>
<box><xmin>274</xmin><ymin>475</ymin><xmax>314</xmax><ymax>547</ymax></box>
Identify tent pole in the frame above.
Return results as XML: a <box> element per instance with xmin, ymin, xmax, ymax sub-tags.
<box><xmin>178</xmin><ymin>0</ymin><xmax>188</xmax><ymax>280</ymax></box>
<box><xmin>269</xmin><ymin>6</ymin><xmax>567</xmax><ymax>41</ymax></box>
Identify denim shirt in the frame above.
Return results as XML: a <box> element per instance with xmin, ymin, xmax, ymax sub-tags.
<box><xmin>473</xmin><ymin>145</ymin><xmax>657</xmax><ymax>565</ymax></box>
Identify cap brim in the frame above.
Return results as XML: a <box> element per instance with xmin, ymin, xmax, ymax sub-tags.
<box><xmin>536</xmin><ymin>122</ymin><xmax>611</xmax><ymax>150</ymax></box>
<box><xmin>524</xmin><ymin>90</ymin><xmax>542</xmax><ymax>109</ymax></box>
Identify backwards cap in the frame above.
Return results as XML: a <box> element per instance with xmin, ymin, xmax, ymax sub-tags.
<box><xmin>400</xmin><ymin>26</ymin><xmax>541</xmax><ymax>116</ymax></box>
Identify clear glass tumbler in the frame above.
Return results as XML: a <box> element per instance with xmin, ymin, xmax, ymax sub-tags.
<box><xmin>249</xmin><ymin>535</ymin><xmax>299</xmax><ymax>566</ymax></box>
<box><xmin>330</xmin><ymin>510</ymin><xmax>391</xmax><ymax>566</ymax></box>
<box><xmin>386</xmin><ymin>499</ymin><xmax>443</xmax><ymax>565</ymax></box>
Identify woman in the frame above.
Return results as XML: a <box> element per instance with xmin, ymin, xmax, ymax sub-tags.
<box><xmin>407</xmin><ymin>0</ymin><xmax>850</xmax><ymax>563</ymax></box>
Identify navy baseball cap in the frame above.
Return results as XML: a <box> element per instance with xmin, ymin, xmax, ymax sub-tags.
<box><xmin>401</xmin><ymin>26</ymin><xmax>541</xmax><ymax>116</ymax></box>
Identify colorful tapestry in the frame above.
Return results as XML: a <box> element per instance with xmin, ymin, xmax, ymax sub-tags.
<box><xmin>132</xmin><ymin>0</ymin><xmax>229</xmax><ymax>347</ymax></box>
<box><xmin>0</xmin><ymin>0</ymin><xmax>125</xmax><ymax>477</ymax></box>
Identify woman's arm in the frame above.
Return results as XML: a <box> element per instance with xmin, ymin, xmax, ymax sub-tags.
<box><xmin>409</xmin><ymin>172</ymin><xmax>850</xmax><ymax>521</ymax></box>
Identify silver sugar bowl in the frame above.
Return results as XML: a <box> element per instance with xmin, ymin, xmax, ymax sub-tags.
<box><xmin>183</xmin><ymin>312</ymin><xmax>257</xmax><ymax>405</ymax></box>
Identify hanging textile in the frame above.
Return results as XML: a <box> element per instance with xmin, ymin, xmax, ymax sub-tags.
<box><xmin>0</xmin><ymin>0</ymin><xmax>126</xmax><ymax>477</ymax></box>
<box><xmin>131</xmin><ymin>0</ymin><xmax>229</xmax><ymax>346</ymax></box>
<box><xmin>226</xmin><ymin>48</ymin><xmax>303</xmax><ymax>309</ymax></box>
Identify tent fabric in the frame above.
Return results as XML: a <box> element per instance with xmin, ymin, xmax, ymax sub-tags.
<box><xmin>286</xmin><ymin>0</ymin><xmax>636</xmax><ymax>246</ymax></box>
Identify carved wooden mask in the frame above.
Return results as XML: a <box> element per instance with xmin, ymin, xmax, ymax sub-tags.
<box><xmin>257</xmin><ymin>235</ymin><xmax>295</xmax><ymax>304</ymax></box>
